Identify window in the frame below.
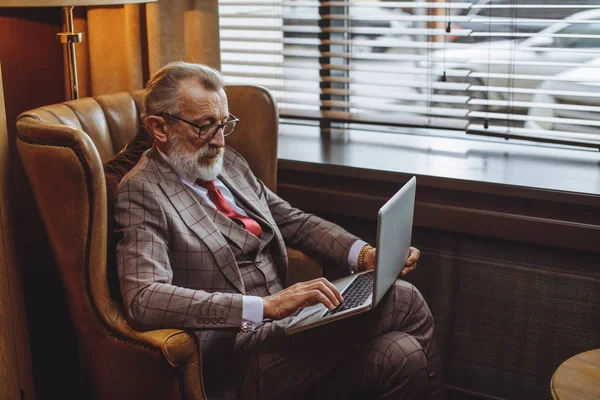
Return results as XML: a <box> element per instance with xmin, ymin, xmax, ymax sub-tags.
<box><xmin>219</xmin><ymin>1</ymin><xmax>600</xmax><ymax>150</ymax></box>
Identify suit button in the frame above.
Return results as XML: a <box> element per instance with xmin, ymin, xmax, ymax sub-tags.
<box><xmin>197</xmin><ymin>316</ymin><xmax>205</xmax><ymax>324</ymax></box>
<box><xmin>241</xmin><ymin>322</ymin><xmax>252</xmax><ymax>333</ymax></box>
<box><xmin>211</xmin><ymin>317</ymin><xmax>219</xmax><ymax>324</ymax></box>
<box><xmin>219</xmin><ymin>317</ymin><xmax>225</xmax><ymax>324</ymax></box>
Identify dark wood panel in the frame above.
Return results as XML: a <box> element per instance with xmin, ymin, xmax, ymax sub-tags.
<box><xmin>278</xmin><ymin>164</ymin><xmax>600</xmax><ymax>254</ymax></box>
<box><xmin>0</xmin><ymin>8</ymin><xmax>84</xmax><ymax>400</ymax></box>
<box><xmin>0</xmin><ymin>60</ymin><xmax>27</xmax><ymax>400</ymax></box>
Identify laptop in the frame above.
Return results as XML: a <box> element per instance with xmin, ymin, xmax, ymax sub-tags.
<box><xmin>285</xmin><ymin>176</ymin><xmax>417</xmax><ymax>335</ymax></box>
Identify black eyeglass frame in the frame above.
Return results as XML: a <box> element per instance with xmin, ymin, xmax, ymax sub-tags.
<box><xmin>163</xmin><ymin>112</ymin><xmax>239</xmax><ymax>141</ymax></box>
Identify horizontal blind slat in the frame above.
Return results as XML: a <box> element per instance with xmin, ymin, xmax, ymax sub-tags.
<box><xmin>470</xmin><ymin>86</ymin><xmax>600</xmax><ymax>98</ymax></box>
<box><xmin>223</xmin><ymin>61</ymin><xmax>470</xmax><ymax>78</ymax></box>
<box><xmin>469</xmin><ymin>111</ymin><xmax>600</xmax><ymax>127</ymax></box>
<box><xmin>469</xmin><ymin>72</ymin><xmax>600</xmax><ymax>83</ymax></box>
<box><xmin>280</xmin><ymin>109</ymin><xmax>469</xmax><ymax>130</ymax></box>
<box><xmin>219</xmin><ymin>1</ymin><xmax>472</xmax><ymax>9</ymax></box>
<box><xmin>469</xmin><ymin>17</ymin><xmax>600</xmax><ymax>24</ymax></box>
<box><xmin>457</xmin><ymin>60</ymin><xmax>600</xmax><ymax>69</ymax></box>
<box><xmin>223</xmin><ymin>71</ymin><xmax>471</xmax><ymax>91</ymax></box>
<box><xmin>469</xmin><ymin>99</ymin><xmax>600</xmax><ymax>113</ymax></box>
<box><xmin>471</xmin><ymin>4</ymin><xmax>600</xmax><ymax>9</ymax></box>
<box><xmin>222</xmin><ymin>26</ymin><xmax>474</xmax><ymax>37</ymax></box>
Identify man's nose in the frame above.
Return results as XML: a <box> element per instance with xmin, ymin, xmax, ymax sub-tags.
<box><xmin>208</xmin><ymin>127</ymin><xmax>225</xmax><ymax>148</ymax></box>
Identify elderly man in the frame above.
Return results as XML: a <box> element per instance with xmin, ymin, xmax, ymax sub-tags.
<box><xmin>114</xmin><ymin>61</ymin><xmax>444</xmax><ymax>399</ymax></box>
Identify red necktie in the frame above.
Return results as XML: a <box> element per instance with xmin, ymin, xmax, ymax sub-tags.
<box><xmin>196</xmin><ymin>180</ymin><xmax>262</xmax><ymax>237</ymax></box>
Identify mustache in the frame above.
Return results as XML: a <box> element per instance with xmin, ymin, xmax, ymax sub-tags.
<box><xmin>201</xmin><ymin>147</ymin><xmax>222</xmax><ymax>157</ymax></box>
<box><xmin>198</xmin><ymin>147</ymin><xmax>223</xmax><ymax>162</ymax></box>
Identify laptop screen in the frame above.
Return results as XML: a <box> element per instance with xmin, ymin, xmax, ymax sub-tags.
<box><xmin>373</xmin><ymin>177</ymin><xmax>416</xmax><ymax>307</ymax></box>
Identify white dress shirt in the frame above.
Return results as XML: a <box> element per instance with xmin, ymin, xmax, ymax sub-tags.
<box><xmin>158</xmin><ymin>149</ymin><xmax>366</xmax><ymax>329</ymax></box>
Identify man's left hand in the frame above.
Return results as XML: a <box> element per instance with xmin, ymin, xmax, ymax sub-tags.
<box><xmin>363</xmin><ymin>246</ymin><xmax>420</xmax><ymax>277</ymax></box>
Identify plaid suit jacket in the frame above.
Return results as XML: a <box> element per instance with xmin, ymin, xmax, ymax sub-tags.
<box><xmin>114</xmin><ymin>146</ymin><xmax>358</xmax><ymax>354</ymax></box>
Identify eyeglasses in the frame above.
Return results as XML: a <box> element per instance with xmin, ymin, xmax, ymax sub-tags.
<box><xmin>164</xmin><ymin>113</ymin><xmax>239</xmax><ymax>141</ymax></box>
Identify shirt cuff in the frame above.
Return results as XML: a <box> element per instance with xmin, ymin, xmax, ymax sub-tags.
<box><xmin>348</xmin><ymin>239</ymin><xmax>369</xmax><ymax>274</ymax></box>
<box><xmin>242</xmin><ymin>295</ymin><xmax>264</xmax><ymax>330</ymax></box>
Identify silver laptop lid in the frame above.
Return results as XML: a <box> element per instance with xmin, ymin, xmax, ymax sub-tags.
<box><xmin>373</xmin><ymin>177</ymin><xmax>416</xmax><ymax>307</ymax></box>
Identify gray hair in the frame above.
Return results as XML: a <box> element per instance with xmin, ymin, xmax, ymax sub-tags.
<box><xmin>143</xmin><ymin>61</ymin><xmax>225</xmax><ymax>127</ymax></box>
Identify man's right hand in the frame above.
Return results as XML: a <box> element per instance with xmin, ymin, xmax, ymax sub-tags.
<box><xmin>263</xmin><ymin>277</ymin><xmax>344</xmax><ymax>320</ymax></box>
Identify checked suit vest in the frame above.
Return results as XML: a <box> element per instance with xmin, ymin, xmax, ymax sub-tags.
<box><xmin>231</xmin><ymin>202</ymin><xmax>285</xmax><ymax>297</ymax></box>
<box><xmin>188</xmin><ymin>178</ymin><xmax>286</xmax><ymax>297</ymax></box>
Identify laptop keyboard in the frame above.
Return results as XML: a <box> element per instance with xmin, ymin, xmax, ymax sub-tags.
<box><xmin>324</xmin><ymin>272</ymin><xmax>374</xmax><ymax>316</ymax></box>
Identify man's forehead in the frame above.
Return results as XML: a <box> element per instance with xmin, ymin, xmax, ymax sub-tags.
<box><xmin>178</xmin><ymin>80</ymin><xmax>228</xmax><ymax>105</ymax></box>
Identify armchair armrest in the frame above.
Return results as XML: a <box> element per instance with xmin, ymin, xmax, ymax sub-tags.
<box><xmin>117</xmin><ymin>322</ymin><xmax>207</xmax><ymax>400</ymax></box>
<box><xmin>128</xmin><ymin>328</ymin><xmax>198</xmax><ymax>367</ymax></box>
<box><xmin>286</xmin><ymin>247</ymin><xmax>322</xmax><ymax>285</ymax></box>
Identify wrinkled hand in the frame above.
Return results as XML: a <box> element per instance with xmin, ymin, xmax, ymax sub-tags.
<box><xmin>363</xmin><ymin>246</ymin><xmax>421</xmax><ymax>277</ymax></box>
<box><xmin>263</xmin><ymin>277</ymin><xmax>344</xmax><ymax>320</ymax></box>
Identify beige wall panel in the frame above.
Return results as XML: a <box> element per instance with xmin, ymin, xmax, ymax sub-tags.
<box><xmin>87</xmin><ymin>4</ymin><xmax>144</xmax><ymax>94</ymax></box>
<box><xmin>146</xmin><ymin>0</ymin><xmax>186</xmax><ymax>75</ymax></box>
<box><xmin>147</xmin><ymin>0</ymin><xmax>221</xmax><ymax>75</ymax></box>
<box><xmin>185</xmin><ymin>0</ymin><xmax>221</xmax><ymax>69</ymax></box>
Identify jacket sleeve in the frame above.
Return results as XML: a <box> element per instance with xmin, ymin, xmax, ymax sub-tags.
<box><xmin>260</xmin><ymin>180</ymin><xmax>360</xmax><ymax>270</ymax></box>
<box><xmin>114</xmin><ymin>177</ymin><xmax>243</xmax><ymax>331</ymax></box>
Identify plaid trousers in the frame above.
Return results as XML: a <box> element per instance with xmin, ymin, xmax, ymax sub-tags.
<box><xmin>236</xmin><ymin>279</ymin><xmax>444</xmax><ymax>400</ymax></box>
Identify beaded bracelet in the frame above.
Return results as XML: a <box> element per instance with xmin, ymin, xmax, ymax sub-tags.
<box><xmin>357</xmin><ymin>245</ymin><xmax>374</xmax><ymax>272</ymax></box>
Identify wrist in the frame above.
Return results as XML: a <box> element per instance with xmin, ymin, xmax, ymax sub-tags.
<box><xmin>263</xmin><ymin>296</ymin><xmax>274</xmax><ymax>319</ymax></box>
<box><xmin>357</xmin><ymin>245</ymin><xmax>374</xmax><ymax>272</ymax></box>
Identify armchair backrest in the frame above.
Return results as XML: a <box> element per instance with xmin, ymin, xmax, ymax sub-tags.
<box><xmin>223</xmin><ymin>86</ymin><xmax>279</xmax><ymax>192</ymax></box>
<box><xmin>15</xmin><ymin>85</ymin><xmax>279</xmax><ymax>399</ymax></box>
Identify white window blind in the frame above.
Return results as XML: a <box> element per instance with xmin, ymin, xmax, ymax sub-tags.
<box><xmin>219</xmin><ymin>0</ymin><xmax>600</xmax><ymax>150</ymax></box>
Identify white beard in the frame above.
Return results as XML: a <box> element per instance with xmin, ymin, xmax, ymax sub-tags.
<box><xmin>168</xmin><ymin>133</ymin><xmax>224</xmax><ymax>181</ymax></box>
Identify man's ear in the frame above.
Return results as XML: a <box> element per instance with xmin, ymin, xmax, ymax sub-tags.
<box><xmin>146</xmin><ymin>115</ymin><xmax>169</xmax><ymax>144</ymax></box>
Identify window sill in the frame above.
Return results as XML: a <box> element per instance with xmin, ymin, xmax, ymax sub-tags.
<box><xmin>276</xmin><ymin>126</ymin><xmax>600</xmax><ymax>253</ymax></box>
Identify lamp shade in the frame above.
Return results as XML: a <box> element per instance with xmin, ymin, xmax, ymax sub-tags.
<box><xmin>0</xmin><ymin>0</ymin><xmax>156</xmax><ymax>6</ymax></box>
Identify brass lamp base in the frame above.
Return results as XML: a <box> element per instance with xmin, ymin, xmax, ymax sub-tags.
<box><xmin>57</xmin><ymin>6</ymin><xmax>82</xmax><ymax>100</ymax></box>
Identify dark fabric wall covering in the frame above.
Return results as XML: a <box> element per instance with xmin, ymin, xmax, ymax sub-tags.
<box><xmin>413</xmin><ymin>229</ymin><xmax>599</xmax><ymax>400</ymax></box>
<box><xmin>319</xmin><ymin>213</ymin><xmax>600</xmax><ymax>400</ymax></box>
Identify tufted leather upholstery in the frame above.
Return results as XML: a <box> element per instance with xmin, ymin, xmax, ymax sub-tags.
<box><xmin>15</xmin><ymin>85</ymin><xmax>321</xmax><ymax>400</ymax></box>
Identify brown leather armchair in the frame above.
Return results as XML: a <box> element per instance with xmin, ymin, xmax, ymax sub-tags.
<box><xmin>16</xmin><ymin>85</ymin><xmax>320</xmax><ymax>400</ymax></box>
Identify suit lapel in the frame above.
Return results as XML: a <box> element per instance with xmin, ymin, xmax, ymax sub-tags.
<box><xmin>149</xmin><ymin>149</ymin><xmax>246</xmax><ymax>294</ymax></box>
<box><xmin>219</xmin><ymin>165</ymin><xmax>278</xmax><ymax>230</ymax></box>
<box><xmin>194</xmin><ymin>193</ymin><xmax>262</xmax><ymax>254</ymax></box>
